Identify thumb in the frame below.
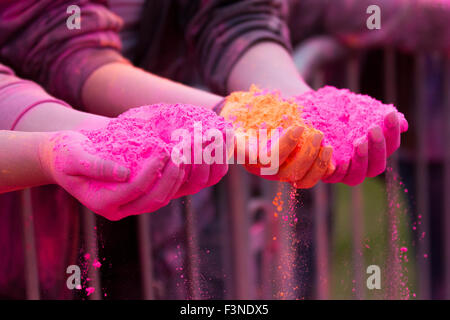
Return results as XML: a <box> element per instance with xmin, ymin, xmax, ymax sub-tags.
<box><xmin>398</xmin><ymin>112</ymin><xmax>409</xmax><ymax>133</ymax></box>
<box><xmin>64</xmin><ymin>155</ymin><xmax>130</xmax><ymax>182</ymax></box>
<box><xmin>272</xmin><ymin>126</ymin><xmax>304</xmax><ymax>166</ymax></box>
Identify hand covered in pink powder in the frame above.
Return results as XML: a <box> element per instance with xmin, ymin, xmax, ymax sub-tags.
<box><xmin>174</xmin><ymin>139</ymin><xmax>231</xmax><ymax>199</ymax></box>
<box><xmin>324</xmin><ymin>111</ymin><xmax>408</xmax><ymax>186</ymax></box>
<box><xmin>39</xmin><ymin>131</ymin><xmax>185</xmax><ymax>220</ymax></box>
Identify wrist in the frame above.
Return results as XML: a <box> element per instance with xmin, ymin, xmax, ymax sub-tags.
<box><xmin>72</xmin><ymin>113</ymin><xmax>111</xmax><ymax>131</ymax></box>
<box><xmin>213</xmin><ymin>98</ymin><xmax>227</xmax><ymax>115</ymax></box>
<box><xmin>36</xmin><ymin>131</ymin><xmax>57</xmax><ymax>184</ymax></box>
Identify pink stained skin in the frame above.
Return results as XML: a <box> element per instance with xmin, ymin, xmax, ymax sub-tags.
<box><xmin>38</xmin><ymin>130</ymin><xmax>174</xmax><ymax>221</ymax></box>
<box><xmin>41</xmin><ymin>130</ymin><xmax>188</xmax><ymax>221</ymax></box>
<box><xmin>3</xmin><ymin>100</ymin><xmax>229</xmax><ymax>220</ymax></box>
<box><xmin>79</xmin><ymin>103</ymin><xmax>231</xmax><ymax>217</ymax></box>
<box><xmin>0</xmin><ymin>130</ymin><xmax>131</xmax><ymax>195</ymax></box>
<box><xmin>295</xmin><ymin>86</ymin><xmax>408</xmax><ymax>186</ymax></box>
<box><xmin>82</xmin><ymin>63</ymin><xmax>222</xmax><ymax>117</ymax></box>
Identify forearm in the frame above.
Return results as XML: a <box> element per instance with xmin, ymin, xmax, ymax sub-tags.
<box><xmin>0</xmin><ymin>131</ymin><xmax>51</xmax><ymax>193</ymax></box>
<box><xmin>227</xmin><ymin>42</ymin><xmax>312</xmax><ymax>97</ymax></box>
<box><xmin>82</xmin><ymin>63</ymin><xmax>223</xmax><ymax>115</ymax></box>
<box><xmin>14</xmin><ymin>102</ymin><xmax>111</xmax><ymax>132</ymax></box>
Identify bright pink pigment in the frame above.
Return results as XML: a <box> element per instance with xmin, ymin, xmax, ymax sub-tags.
<box><xmin>295</xmin><ymin>86</ymin><xmax>402</xmax><ymax>165</ymax></box>
<box><xmin>81</xmin><ymin>104</ymin><xmax>230</xmax><ymax>177</ymax></box>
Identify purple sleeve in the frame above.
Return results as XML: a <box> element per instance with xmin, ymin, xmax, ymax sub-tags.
<box><xmin>0</xmin><ymin>0</ymin><xmax>130</xmax><ymax>109</ymax></box>
<box><xmin>0</xmin><ymin>64</ymin><xmax>71</xmax><ymax>130</ymax></box>
<box><xmin>185</xmin><ymin>0</ymin><xmax>292</xmax><ymax>95</ymax></box>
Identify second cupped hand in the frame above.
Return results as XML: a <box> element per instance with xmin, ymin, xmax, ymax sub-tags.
<box><xmin>236</xmin><ymin>125</ymin><xmax>334</xmax><ymax>189</ymax></box>
<box><xmin>323</xmin><ymin>111</ymin><xmax>408</xmax><ymax>186</ymax></box>
<box><xmin>39</xmin><ymin>131</ymin><xmax>186</xmax><ymax>221</ymax></box>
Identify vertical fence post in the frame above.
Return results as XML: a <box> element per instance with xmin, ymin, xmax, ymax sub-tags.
<box><xmin>312</xmin><ymin>70</ymin><xmax>330</xmax><ymax>300</ymax></box>
<box><xmin>247</xmin><ymin>197</ymin><xmax>275</xmax><ymax>299</ymax></box>
<box><xmin>183</xmin><ymin>196</ymin><xmax>201</xmax><ymax>300</ymax></box>
<box><xmin>313</xmin><ymin>182</ymin><xmax>330</xmax><ymax>300</ymax></box>
<box><xmin>20</xmin><ymin>189</ymin><xmax>40</xmax><ymax>300</ymax></box>
<box><xmin>347</xmin><ymin>55</ymin><xmax>365</xmax><ymax>299</ymax></box>
<box><xmin>414</xmin><ymin>53</ymin><xmax>431</xmax><ymax>299</ymax></box>
<box><xmin>443</xmin><ymin>57</ymin><xmax>450</xmax><ymax>299</ymax></box>
<box><xmin>137</xmin><ymin>214</ymin><xmax>155</xmax><ymax>300</ymax></box>
<box><xmin>216</xmin><ymin>181</ymin><xmax>233</xmax><ymax>299</ymax></box>
<box><xmin>226</xmin><ymin>166</ymin><xmax>252</xmax><ymax>299</ymax></box>
<box><xmin>82</xmin><ymin>207</ymin><xmax>101</xmax><ymax>300</ymax></box>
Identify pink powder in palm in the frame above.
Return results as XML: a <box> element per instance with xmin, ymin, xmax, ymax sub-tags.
<box><xmin>81</xmin><ymin>103</ymin><xmax>230</xmax><ymax>177</ymax></box>
<box><xmin>295</xmin><ymin>86</ymin><xmax>402</xmax><ymax>165</ymax></box>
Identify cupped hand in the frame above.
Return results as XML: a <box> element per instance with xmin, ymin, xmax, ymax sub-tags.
<box><xmin>323</xmin><ymin>111</ymin><xmax>408</xmax><ymax>186</ymax></box>
<box><xmin>173</xmin><ymin>128</ymin><xmax>233</xmax><ymax>198</ymax></box>
<box><xmin>218</xmin><ymin>86</ymin><xmax>334</xmax><ymax>189</ymax></box>
<box><xmin>39</xmin><ymin>131</ymin><xmax>185</xmax><ymax>220</ymax></box>
<box><xmin>236</xmin><ymin>125</ymin><xmax>334</xmax><ymax>189</ymax></box>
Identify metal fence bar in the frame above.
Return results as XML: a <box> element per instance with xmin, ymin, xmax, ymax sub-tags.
<box><xmin>313</xmin><ymin>182</ymin><xmax>330</xmax><ymax>300</ymax></box>
<box><xmin>312</xmin><ymin>70</ymin><xmax>330</xmax><ymax>300</ymax></box>
<box><xmin>414</xmin><ymin>53</ymin><xmax>431</xmax><ymax>299</ymax></box>
<box><xmin>247</xmin><ymin>198</ymin><xmax>275</xmax><ymax>299</ymax></box>
<box><xmin>20</xmin><ymin>189</ymin><xmax>40</xmax><ymax>300</ymax></box>
<box><xmin>183</xmin><ymin>196</ymin><xmax>201</xmax><ymax>299</ymax></box>
<box><xmin>82</xmin><ymin>207</ymin><xmax>102</xmax><ymax>300</ymax></box>
<box><xmin>216</xmin><ymin>181</ymin><xmax>234</xmax><ymax>300</ymax></box>
<box><xmin>443</xmin><ymin>57</ymin><xmax>450</xmax><ymax>299</ymax></box>
<box><xmin>226</xmin><ymin>166</ymin><xmax>252</xmax><ymax>299</ymax></box>
<box><xmin>347</xmin><ymin>55</ymin><xmax>365</xmax><ymax>299</ymax></box>
<box><xmin>137</xmin><ymin>214</ymin><xmax>155</xmax><ymax>300</ymax></box>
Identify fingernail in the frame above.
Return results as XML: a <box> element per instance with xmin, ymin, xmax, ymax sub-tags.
<box><xmin>369</xmin><ymin>126</ymin><xmax>383</xmax><ymax>142</ymax></box>
<box><xmin>340</xmin><ymin>161</ymin><xmax>350</xmax><ymax>173</ymax></box>
<box><xmin>356</xmin><ymin>141</ymin><xmax>368</xmax><ymax>157</ymax></box>
<box><xmin>400</xmin><ymin>118</ymin><xmax>409</xmax><ymax>132</ymax></box>
<box><xmin>312</xmin><ymin>133</ymin><xmax>323</xmax><ymax>147</ymax></box>
<box><xmin>115</xmin><ymin>166</ymin><xmax>130</xmax><ymax>181</ymax></box>
<box><xmin>321</xmin><ymin>147</ymin><xmax>333</xmax><ymax>162</ymax></box>
<box><xmin>290</xmin><ymin>126</ymin><xmax>304</xmax><ymax>140</ymax></box>
<box><xmin>324</xmin><ymin>162</ymin><xmax>336</xmax><ymax>179</ymax></box>
<box><xmin>384</xmin><ymin>112</ymin><xmax>398</xmax><ymax>128</ymax></box>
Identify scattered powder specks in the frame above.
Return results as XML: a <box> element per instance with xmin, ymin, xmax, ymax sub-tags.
<box><xmin>86</xmin><ymin>287</ymin><xmax>95</xmax><ymax>296</ymax></box>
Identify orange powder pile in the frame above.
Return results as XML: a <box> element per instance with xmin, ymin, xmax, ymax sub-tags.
<box><xmin>221</xmin><ymin>85</ymin><xmax>312</xmax><ymax>136</ymax></box>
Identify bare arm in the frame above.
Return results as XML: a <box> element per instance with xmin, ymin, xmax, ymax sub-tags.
<box><xmin>13</xmin><ymin>102</ymin><xmax>110</xmax><ymax>132</ymax></box>
<box><xmin>81</xmin><ymin>63</ymin><xmax>223</xmax><ymax>116</ymax></box>
<box><xmin>227</xmin><ymin>42</ymin><xmax>312</xmax><ymax>97</ymax></box>
<box><xmin>0</xmin><ymin>131</ymin><xmax>50</xmax><ymax>192</ymax></box>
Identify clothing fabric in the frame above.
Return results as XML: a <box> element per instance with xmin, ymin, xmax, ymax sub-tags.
<box><xmin>110</xmin><ymin>0</ymin><xmax>291</xmax><ymax>95</ymax></box>
<box><xmin>0</xmin><ymin>0</ymin><xmax>129</xmax><ymax>108</ymax></box>
<box><xmin>0</xmin><ymin>64</ymin><xmax>70</xmax><ymax>130</ymax></box>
